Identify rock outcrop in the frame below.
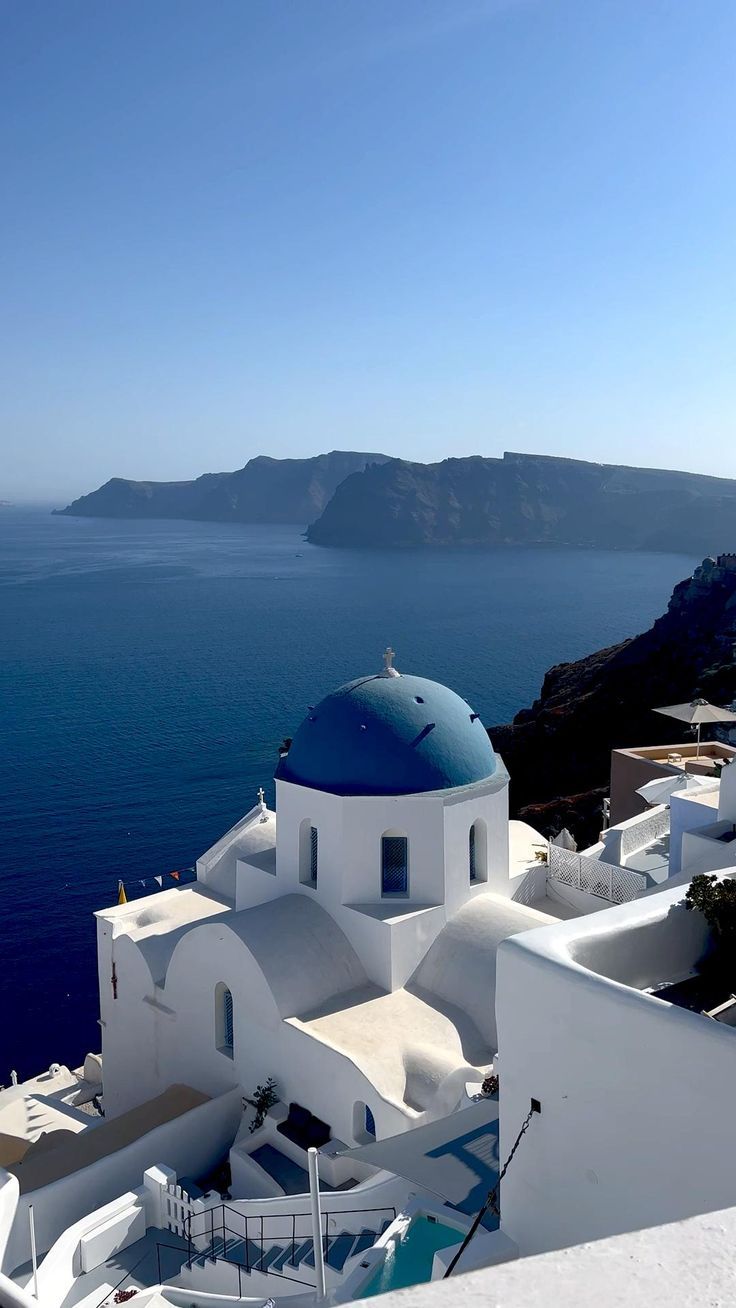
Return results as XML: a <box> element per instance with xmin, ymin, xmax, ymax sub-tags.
<box><xmin>55</xmin><ymin>451</ymin><xmax>390</xmax><ymax>525</ymax></box>
<box><xmin>491</xmin><ymin>556</ymin><xmax>736</xmax><ymax>845</ymax></box>
<box><xmin>307</xmin><ymin>452</ymin><xmax>736</xmax><ymax>552</ymax></box>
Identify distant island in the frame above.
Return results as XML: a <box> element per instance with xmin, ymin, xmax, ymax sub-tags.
<box><xmin>54</xmin><ymin>450</ymin><xmax>390</xmax><ymax>526</ymax></box>
<box><xmin>306</xmin><ymin>451</ymin><xmax>736</xmax><ymax>553</ymax></box>
<box><xmin>56</xmin><ymin>449</ymin><xmax>736</xmax><ymax>555</ymax></box>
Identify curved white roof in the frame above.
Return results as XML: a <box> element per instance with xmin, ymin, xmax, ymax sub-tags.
<box><xmin>225</xmin><ymin>893</ymin><xmax>369</xmax><ymax>1018</ymax></box>
<box><xmin>295</xmin><ymin>893</ymin><xmax>552</xmax><ymax>1111</ymax></box>
<box><xmin>411</xmin><ymin>893</ymin><xmax>553</xmax><ymax>1049</ymax></box>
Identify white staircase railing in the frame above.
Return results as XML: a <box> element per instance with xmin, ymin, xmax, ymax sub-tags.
<box><xmin>547</xmin><ymin>846</ymin><xmax>647</xmax><ymax>904</ymax></box>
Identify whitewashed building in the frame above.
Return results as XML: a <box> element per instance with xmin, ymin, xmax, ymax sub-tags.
<box><xmin>96</xmin><ymin>651</ymin><xmax>559</xmax><ymax>1142</ymax></box>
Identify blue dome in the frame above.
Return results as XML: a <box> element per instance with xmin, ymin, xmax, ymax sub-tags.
<box><xmin>275</xmin><ymin>672</ymin><xmax>497</xmax><ymax>797</ymax></box>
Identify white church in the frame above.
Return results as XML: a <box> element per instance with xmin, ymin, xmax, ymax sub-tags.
<box><xmin>96</xmin><ymin>649</ymin><xmax>553</xmax><ymax>1144</ymax></box>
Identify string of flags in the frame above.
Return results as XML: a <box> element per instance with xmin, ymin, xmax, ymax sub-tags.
<box><xmin>117</xmin><ymin>867</ymin><xmax>195</xmax><ymax>904</ymax></box>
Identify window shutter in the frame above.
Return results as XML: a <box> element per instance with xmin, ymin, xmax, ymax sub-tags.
<box><xmin>382</xmin><ymin>836</ymin><xmax>408</xmax><ymax>894</ymax></box>
<box><xmin>224</xmin><ymin>988</ymin><xmax>234</xmax><ymax>1049</ymax></box>
<box><xmin>310</xmin><ymin>826</ymin><xmax>318</xmax><ymax>883</ymax></box>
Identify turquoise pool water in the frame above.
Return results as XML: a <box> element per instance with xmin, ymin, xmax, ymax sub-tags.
<box><xmin>358</xmin><ymin>1215</ymin><xmax>463</xmax><ymax>1297</ymax></box>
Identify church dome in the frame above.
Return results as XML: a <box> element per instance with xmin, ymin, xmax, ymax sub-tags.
<box><xmin>275</xmin><ymin>661</ymin><xmax>497</xmax><ymax>797</ymax></box>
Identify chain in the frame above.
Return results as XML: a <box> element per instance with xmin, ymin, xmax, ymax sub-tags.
<box><xmin>443</xmin><ymin>1106</ymin><xmax>535</xmax><ymax>1278</ymax></box>
<box><xmin>487</xmin><ymin>1105</ymin><xmax>533</xmax><ymax>1216</ymax></box>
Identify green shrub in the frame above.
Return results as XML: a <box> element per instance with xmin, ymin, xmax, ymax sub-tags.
<box><xmin>685</xmin><ymin>873</ymin><xmax>736</xmax><ymax>970</ymax></box>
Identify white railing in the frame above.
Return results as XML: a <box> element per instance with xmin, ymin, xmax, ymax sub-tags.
<box><xmin>164</xmin><ymin>1180</ymin><xmax>207</xmax><ymax>1240</ymax></box>
<box><xmin>619</xmin><ymin>806</ymin><xmax>669</xmax><ymax>858</ymax></box>
<box><xmin>548</xmin><ymin>846</ymin><xmax>647</xmax><ymax>904</ymax></box>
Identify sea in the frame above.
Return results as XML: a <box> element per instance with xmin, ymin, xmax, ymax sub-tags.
<box><xmin>0</xmin><ymin>507</ymin><xmax>699</xmax><ymax>1080</ymax></box>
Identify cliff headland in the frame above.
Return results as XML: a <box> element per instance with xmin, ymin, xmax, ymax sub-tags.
<box><xmin>55</xmin><ymin>451</ymin><xmax>390</xmax><ymax>525</ymax></box>
<box><xmin>491</xmin><ymin>555</ymin><xmax>736</xmax><ymax>844</ymax></box>
<box><xmin>307</xmin><ymin>452</ymin><xmax>736</xmax><ymax>553</ymax></box>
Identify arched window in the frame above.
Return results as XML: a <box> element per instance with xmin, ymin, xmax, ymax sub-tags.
<box><xmin>381</xmin><ymin>832</ymin><xmax>408</xmax><ymax>895</ymax></box>
<box><xmin>299</xmin><ymin>819</ymin><xmax>318</xmax><ymax>887</ymax></box>
<box><xmin>469</xmin><ymin>820</ymin><xmax>487</xmax><ymax>883</ymax></box>
<box><xmin>353</xmin><ymin>1100</ymin><xmax>377</xmax><ymax>1143</ymax></box>
<box><xmin>215</xmin><ymin>982</ymin><xmax>234</xmax><ymax>1058</ymax></box>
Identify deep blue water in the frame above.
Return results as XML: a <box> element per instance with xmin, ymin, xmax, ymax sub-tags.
<box><xmin>0</xmin><ymin>508</ymin><xmax>698</xmax><ymax>1080</ymax></box>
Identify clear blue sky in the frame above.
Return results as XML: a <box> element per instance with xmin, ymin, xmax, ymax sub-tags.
<box><xmin>2</xmin><ymin>0</ymin><xmax>735</xmax><ymax>501</ymax></box>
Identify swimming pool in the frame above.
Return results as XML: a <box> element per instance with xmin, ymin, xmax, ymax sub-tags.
<box><xmin>357</xmin><ymin>1214</ymin><xmax>464</xmax><ymax>1297</ymax></box>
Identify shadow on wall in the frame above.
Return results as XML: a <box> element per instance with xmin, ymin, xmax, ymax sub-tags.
<box><xmin>570</xmin><ymin>897</ymin><xmax>711</xmax><ymax>990</ymax></box>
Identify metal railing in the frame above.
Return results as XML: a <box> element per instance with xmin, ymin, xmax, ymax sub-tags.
<box><xmin>548</xmin><ymin>845</ymin><xmax>647</xmax><ymax>904</ymax></box>
<box><xmin>183</xmin><ymin>1201</ymin><xmax>397</xmax><ymax>1287</ymax></box>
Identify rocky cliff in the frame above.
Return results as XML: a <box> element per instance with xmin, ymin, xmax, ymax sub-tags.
<box><xmin>307</xmin><ymin>452</ymin><xmax>736</xmax><ymax>553</ymax></box>
<box><xmin>491</xmin><ymin>556</ymin><xmax>736</xmax><ymax>844</ymax></box>
<box><xmin>55</xmin><ymin>450</ymin><xmax>390</xmax><ymax>525</ymax></box>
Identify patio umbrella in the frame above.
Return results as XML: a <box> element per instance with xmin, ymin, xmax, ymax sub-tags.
<box><xmin>653</xmin><ymin>698</ymin><xmax>736</xmax><ymax>757</ymax></box>
<box><xmin>636</xmin><ymin>772</ymin><xmax>719</xmax><ymax>807</ymax></box>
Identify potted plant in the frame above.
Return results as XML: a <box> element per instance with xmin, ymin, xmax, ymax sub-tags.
<box><xmin>244</xmin><ymin>1078</ymin><xmax>279</xmax><ymax>1133</ymax></box>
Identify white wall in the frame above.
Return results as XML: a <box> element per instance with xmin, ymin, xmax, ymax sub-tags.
<box><xmin>0</xmin><ymin>1172</ymin><xmax>19</xmax><ymax>1271</ymax></box>
<box><xmin>717</xmin><ymin>759</ymin><xmax>736</xmax><ymax>821</ymax></box>
<box><xmin>276</xmin><ymin>781</ymin><xmax>448</xmax><ymax>910</ymax></box>
<box><xmin>669</xmin><ymin>794</ymin><xmax>723</xmax><ymax>876</ymax></box>
<box><xmin>274</xmin><ymin>774</ymin><xmax>510</xmax><ymax>992</ymax></box>
<box><xmin>163</xmin><ymin>919</ymin><xmax>413</xmax><ymax>1144</ymax></box>
<box><xmin>681</xmin><ymin>828</ymin><xmax>736</xmax><ymax>875</ymax></box>
<box><xmin>496</xmin><ymin>888</ymin><xmax>736</xmax><ymax>1256</ymax></box>
<box><xmin>98</xmin><ymin>925</ymin><xmax>171</xmax><ymax>1117</ymax></box>
<box><xmin>35</xmin><ymin>1190</ymin><xmax>143</xmax><ymax>1308</ymax></box>
<box><xmin>3</xmin><ymin>1089</ymin><xmax>242</xmax><ymax>1275</ymax></box>
<box><xmin>442</xmin><ymin>777</ymin><xmax>510</xmax><ymax>910</ymax></box>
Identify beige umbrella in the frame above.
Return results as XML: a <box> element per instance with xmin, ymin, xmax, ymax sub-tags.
<box><xmin>653</xmin><ymin>698</ymin><xmax>736</xmax><ymax>757</ymax></box>
<box><xmin>636</xmin><ymin>772</ymin><xmax>719</xmax><ymax>806</ymax></box>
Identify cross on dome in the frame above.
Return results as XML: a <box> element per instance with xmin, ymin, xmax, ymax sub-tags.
<box><xmin>381</xmin><ymin>646</ymin><xmax>401</xmax><ymax>678</ymax></box>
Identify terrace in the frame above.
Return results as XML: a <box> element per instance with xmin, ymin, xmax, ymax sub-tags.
<box><xmin>610</xmin><ymin>740</ymin><xmax>736</xmax><ymax>825</ymax></box>
<box><xmin>567</xmin><ymin>875</ymin><xmax>736</xmax><ymax>1028</ymax></box>
<box><xmin>59</xmin><ymin>1228</ymin><xmax>191</xmax><ymax>1308</ymax></box>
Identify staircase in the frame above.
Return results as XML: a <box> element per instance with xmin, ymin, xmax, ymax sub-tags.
<box><xmin>187</xmin><ymin>1203</ymin><xmax>395</xmax><ymax>1288</ymax></box>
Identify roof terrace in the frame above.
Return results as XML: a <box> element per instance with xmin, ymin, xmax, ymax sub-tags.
<box><xmin>610</xmin><ymin>740</ymin><xmax>736</xmax><ymax>824</ymax></box>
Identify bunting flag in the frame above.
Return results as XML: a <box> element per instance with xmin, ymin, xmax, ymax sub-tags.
<box><xmin>113</xmin><ymin>868</ymin><xmax>194</xmax><ymax>900</ymax></box>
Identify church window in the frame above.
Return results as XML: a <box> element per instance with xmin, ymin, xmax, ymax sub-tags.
<box><xmin>224</xmin><ymin>989</ymin><xmax>234</xmax><ymax>1049</ymax></box>
<box><xmin>300</xmin><ymin>819</ymin><xmax>318</xmax><ymax>887</ymax></box>
<box><xmin>353</xmin><ymin>1099</ymin><xmax>377</xmax><ymax>1143</ymax></box>
<box><xmin>215</xmin><ymin>982</ymin><xmax>234</xmax><ymax>1058</ymax></box>
<box><xmin>469</xmin><ymin>820</ymin><xmax>487</xmax><ymax>883</ymax></box>
<box><xmin>381</xmin><ymin>834</ymin><xmax>408</xmax><ymax>895</ymax></box>
<box><xmin>310</xmin><ymin>826</ymin><xmax>318</xmax><ymax>884</ymax></box>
